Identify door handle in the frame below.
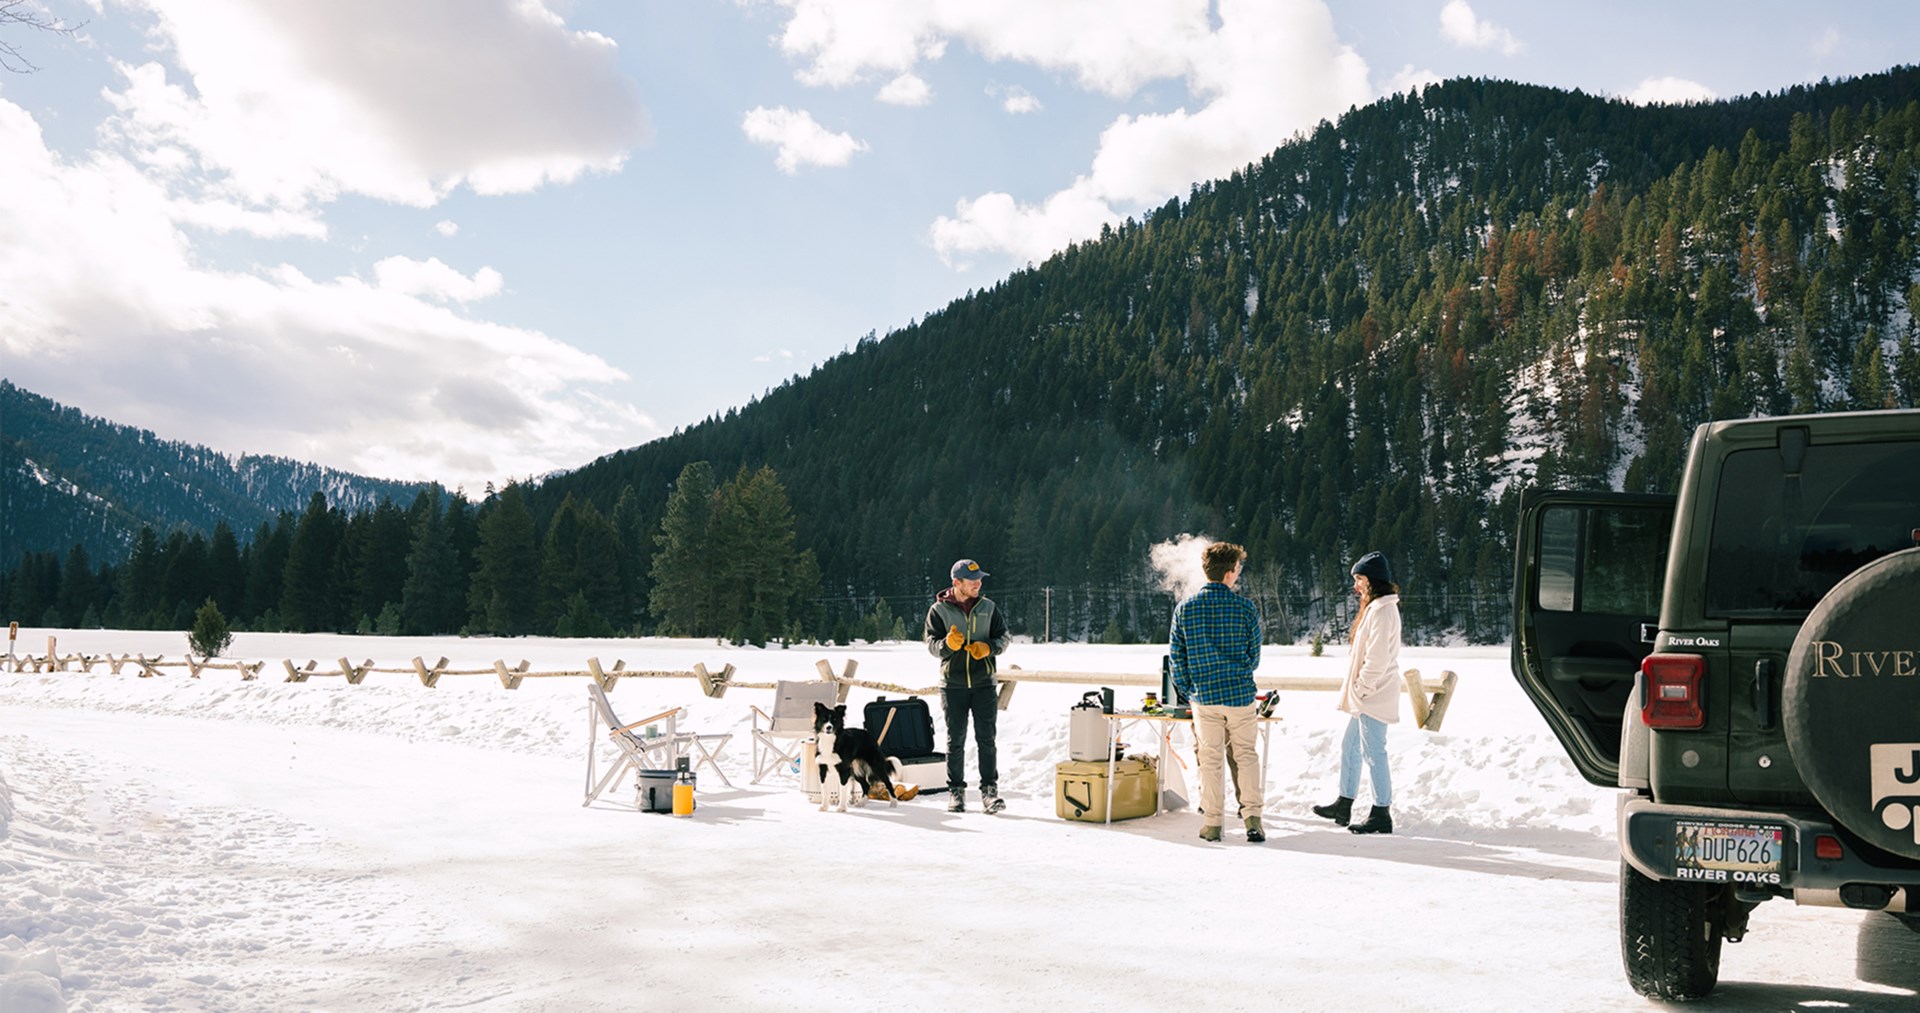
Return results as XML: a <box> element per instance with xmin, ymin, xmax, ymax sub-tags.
<box><xmin>1752</xmin><ymin>658</ymin><xmax>1775</xmax><ymax>730</ymax></box>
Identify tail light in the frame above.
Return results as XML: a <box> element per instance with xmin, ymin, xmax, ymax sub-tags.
<box><xmin>1642</xmin><ymin>653</ymin><xmax>1705</xmax><ymax>729</ymax></box>
<box><xmin>1815</xmin><ymin>835</ymin><xmax>1844</xmax><ymax>861</ymax></box>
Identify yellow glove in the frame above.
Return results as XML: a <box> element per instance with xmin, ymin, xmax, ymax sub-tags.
<box><xmin>945</xmin><ymin>625</ymin><xmax>965</xmax><ymax>651</ymax></box>
<box><xmin>966</xmin><ymin>641</ymin><xmax>991</xmax><ymax>660</ymax></box>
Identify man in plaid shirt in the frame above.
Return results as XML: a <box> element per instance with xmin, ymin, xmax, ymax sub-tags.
<box><xmin>1168</xmin><ymin>541</ymin><xmax>1265</xmax><ymax>843</ymax></box>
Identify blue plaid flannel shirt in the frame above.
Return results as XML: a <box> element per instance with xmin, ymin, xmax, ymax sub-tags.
<box><xmin>1167</xmin><ymin>582</ymin><xmax>1262</xmax><ymax>707</ymax></box>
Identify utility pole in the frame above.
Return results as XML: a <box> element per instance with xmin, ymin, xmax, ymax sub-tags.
<box><xmin>1042</xmin><ymin>587</ymin><xmax>1052</xmax><ymax>644</ymax></box>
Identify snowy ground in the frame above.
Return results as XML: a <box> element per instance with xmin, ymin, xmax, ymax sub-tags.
<box><xmin>2</xmin><ymin>629</ymin><xmax>1917</xmax><ymax>1012</ymax></box>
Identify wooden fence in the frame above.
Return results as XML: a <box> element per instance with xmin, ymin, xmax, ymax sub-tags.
<box><xmin>4</xmin><ymin>635</ymin><xmax>1461</xmax><ymax>731</ymax></box>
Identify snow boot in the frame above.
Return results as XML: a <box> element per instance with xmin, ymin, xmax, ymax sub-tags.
<box><xmin>1244</xmin><ymin>816</ymin><xmax>1265</xmax><ymax>843</ymax></box>
<box><xmin>981</xmin><ymin>786</ymin><xmax>1005</xmax><ymax>815</ymax></box>
<box><xmin>1198</xmin><ymin>824</ymin><xmax>1222</xmax><ymax>842</ymax></box>
<box><xmin>1349</xmin><ymin>805</ymin><xmax>1393</xmax><ymax>835</ymax></box>
<box><xmin>1311</xmin><ymin>796</ymin><xmax>1354</xmax><ymax>826</ymax></box>
<box><xmin>946</xmin><ymin>788</ymin><xmax>966</xmax><ymax>813</ymax></box>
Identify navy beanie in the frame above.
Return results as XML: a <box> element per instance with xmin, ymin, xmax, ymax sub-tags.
<box><xmin>1350</xmin><ymin>551</ymin><xmax>1392</xmax><ymax>586</ymax></box>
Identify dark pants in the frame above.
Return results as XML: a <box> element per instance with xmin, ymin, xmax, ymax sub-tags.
<box><xmin>942</xmin><ymin>683</ymin><xmax>998</xmax><ymax>790</ymax></box>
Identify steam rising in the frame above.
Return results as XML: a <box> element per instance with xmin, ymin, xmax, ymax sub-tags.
<box><xmin>1149</xmin><ymin>533</ymin><xmax>1215</xmax><ymax>603</ymax></box>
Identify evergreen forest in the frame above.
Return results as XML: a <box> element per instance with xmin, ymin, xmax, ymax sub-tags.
<box><xmin>7</xmin><ymin>70</ymin><xmax>1920</xmax><ymax>645</ymax></box>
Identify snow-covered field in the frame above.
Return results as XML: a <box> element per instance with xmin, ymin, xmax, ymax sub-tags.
<box><xmin>3</xmin><ymin>629</ymin><xmax>1916</xmax><ymax>1011</ymax></box>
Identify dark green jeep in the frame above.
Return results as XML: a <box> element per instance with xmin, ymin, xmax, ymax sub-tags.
<box><xmin>1512</xmin><ymin>408</ymin><xmax>1920</xmax><ymax>1000</ymax></box>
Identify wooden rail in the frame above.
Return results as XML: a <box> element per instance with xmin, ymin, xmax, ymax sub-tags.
<box><xmin>5</xmin><ymin>638</ymin><xmax>1459</xmax><ymax>729</ymax></box>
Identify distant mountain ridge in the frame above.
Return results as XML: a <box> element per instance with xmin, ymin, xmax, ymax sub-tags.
<box><xmin>2</xmin><ymin>380</ymin><xmax>430</xmax><ymax>563</ymax></box>
<box><xmin>527</xmin><ymin>68</ymin><xmax>1920</xmax><ymax>642</ymax></box>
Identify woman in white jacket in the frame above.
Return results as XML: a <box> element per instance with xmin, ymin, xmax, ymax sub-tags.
<box><xmin>1312</xmin><ymin>551</ymin><xmax>1401</xmax><ymax>835</ymax></box>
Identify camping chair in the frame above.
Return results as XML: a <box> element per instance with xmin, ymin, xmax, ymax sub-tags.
<box><xmin>750</xmin><ymin>679</ymin><xmax>841</xmax><ymax>784</ymax></box>
<box><xmin>583</xmin><ymin>682</ymin><xmax>682</xmax><ymax>808</ymax></box>
<box><xmin>670</xmin><ymin>724</ymin><xmax>737</xmax><ymax>789</ymax></box>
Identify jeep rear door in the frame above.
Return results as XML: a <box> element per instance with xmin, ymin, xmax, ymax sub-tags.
<box><xmin>1512</xmin><ymin>490</ymin><xmax>1674</xmax><ymax>786</ymax></box>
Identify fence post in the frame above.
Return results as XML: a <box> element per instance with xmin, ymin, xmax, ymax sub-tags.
<box><xmin>814</xmin><ymin>658</ymin><xmax>856</xmax><ymax>703</ymax></box>
<box><xmin>494</xmin><ymin>660</ymin><xmax>528</xmax><ymax>690</ymax></box>
<box><xmin>587</xmin><ymin>657</ymin><xmax>619</xmax><ymax>692</ymax></box>
<box><xmin>284</xmin><ymin>660</ymin><xmax>315</xmax><ymax>683</ymax></box>
<box><xmin>695</xmin><ymin>662</ymin><xmax>735</xmax><ymax>698</ymax></box>
<box><xmin>412</xmin><ymin>656</ymin><xmax>448</xmax><ymax>689</ymax></box>
<box><xmin>1423</xmin><ymin>670</ymin><xmax>1459</xmax><ymax>731</ymax></box>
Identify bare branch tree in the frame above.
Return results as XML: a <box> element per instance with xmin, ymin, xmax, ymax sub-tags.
<box><xmin>1</xmin><ymin>0</ymin><xmax>84</xmax><ymax>74</ymax></box>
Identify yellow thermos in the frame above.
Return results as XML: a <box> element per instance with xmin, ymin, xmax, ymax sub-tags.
<box><xmin>671</xmin><ymin>758</ymin><xmax>695</xmax><ymax>817</ymax></box>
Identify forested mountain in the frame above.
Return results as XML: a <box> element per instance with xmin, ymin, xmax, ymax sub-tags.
<box><xmin>2</xmin><ymin>380</ymin><xmax>428</xmax><ymax>564</ymax></box>
<box><xmin>8</xmin><ymin>70</ymin><xmax>1920</xmax><ymax>645</ymax></box>
<box><xmin>536</xmin><ymin>69</ymin><xmax>1920</xmax><ymax>643</ymax></box>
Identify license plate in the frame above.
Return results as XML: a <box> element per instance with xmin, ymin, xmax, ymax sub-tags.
<box><xmin>1673</xmin><ymin>820</ymin><xmax>1785</xmax><ymax>878</ymax></box>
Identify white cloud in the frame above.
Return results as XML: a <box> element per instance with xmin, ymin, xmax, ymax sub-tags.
<box><xmin>876</xmin><ymin>72</ymin><xmax>932</xmax><ymax>106</ymax></box>
<box><xmin>373</xmin><ymin>256</ymin><xmax>504</xmax><ymax>304</ymax></box>
<box><xmin>741</xmin><ymin>105</ymin><xmax>869</xmax><ymax>173</ymax></box>
<box><xmin>930</xmin><ymin>177</ymin><xmax>1120</xmax><ymax>268</ymax></box>
<box><xmin>1623</xmin><ymin>76</ymin><xmax>1718</xmax><ymax>106</ymax></box>
<box><xmin>1439</xmin><ymin>0</ymin><xmax>1523</xmax><ymax>56</ymax></box>
<box><xmin>774</xmin><ymin>0</ymin><xmax>1204</xmax><ymax>97</ymax></box>
<box><xmin>1813</xmin><ymin>27</ymin><xmax>1841</xmax><ymax>58</ymax></box>
<box><xmin>1382</xmin><ymin>63</ymin><xmax>1443</xmax><ymax>97</ymax></box>
<box><xmin>767</xmin><ymin>0</ymin><xmax>1371</xmax><ymax>265</ymax></box>
<box><xmin>434</xmin><ymin>220</ymin><xmax>460</xmax><ymax>237</ymax></box>
<box><xmin>0</xmin><ymin>95</ymin><xmax>657</xmax><ymax>488</ymax></box>
<box><xmin>991</xmin><ymin>83</ymin><xmax>1042</xmax><ymax>114</ymax></box>
<box><xmin>101</xmin><ymin>0</ymin><xmax>651</xmax><ymax>216</ymax></box>
<box><xmin>752</xmin><ymin>349</ymin><xmax>797</xmax><ymax>363</ymax></box>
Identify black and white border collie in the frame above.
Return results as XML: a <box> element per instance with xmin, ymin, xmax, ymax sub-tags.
<box><xmin>812</xmin><ymin>702</ymin><xmax>903</xmax><ymax>812</ymax></box>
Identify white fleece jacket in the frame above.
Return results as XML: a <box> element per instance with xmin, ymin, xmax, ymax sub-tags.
<box><xmin>1338</xmin><ymin>593</ymin><xmax>1402</xmax><ymax>723</ymax></box>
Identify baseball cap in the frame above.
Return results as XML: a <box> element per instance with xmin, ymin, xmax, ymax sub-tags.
<box><xmin>950</xmin><ymin>559</ymin><xmax>989</xmax><ymax>581</ymax></box>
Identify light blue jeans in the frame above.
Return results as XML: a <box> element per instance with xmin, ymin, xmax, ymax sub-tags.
<box><xmin>1338</xmin><ymin>715</ymin><xmax>1392</xmax><ymax>807</ymax></box>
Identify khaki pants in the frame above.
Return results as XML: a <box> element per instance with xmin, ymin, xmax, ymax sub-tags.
<box><xmin>1194</xmin><ymin>702</ymin><xmax>1263</xmax><ymax>825</ymax></box>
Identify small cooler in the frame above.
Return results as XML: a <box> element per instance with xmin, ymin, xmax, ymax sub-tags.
<box><xmin>1055</xmin><ymin>758</ymin><xmax>1156</xmax><ymax>822</ymax></box>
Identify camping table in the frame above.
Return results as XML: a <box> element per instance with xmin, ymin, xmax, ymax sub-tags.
<box><xmin>1100</xmin><ymin>711</ymin><xmax>1282</xmax><ymax>823</ymax></box>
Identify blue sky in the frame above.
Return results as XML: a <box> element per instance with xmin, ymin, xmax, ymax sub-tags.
<box><xmin>1</xmin><ymin>1</ymin><xmax>1913</xmax><ymax>491</ymax></box>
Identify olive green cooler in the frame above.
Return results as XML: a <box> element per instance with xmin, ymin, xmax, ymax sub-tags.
<box><xmin>1055</xmin><ymin>758</ymin><xmax>1155</xmax><ymax>822</ymax></box>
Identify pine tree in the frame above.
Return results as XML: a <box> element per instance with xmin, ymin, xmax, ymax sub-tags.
<box><xmin>467</xmin><ymin>483</ymin><xmax>540</xmax><ymax>635</ymax></box>
<box><xmin>281</xmin><ymin>492</ymin><xmax>340</xmax><ymax>632</ymax></box>
<box><xmin>188</xmin><ymin>598</ymin><xmax>233</xmax><ymax>658</ymax></box>
<box><xmin>56</xmin><ymin>543</ymin><xmax>93</xmax><ymax>627</ymax></box>
<box><xmin>650</xmin><ymin>462</ymin><xmax>717</xmax><ymax>636</ymax></box>
<box><xmin>401</xmin><ymin>496</ymin><xmax>462</xmax><ymax>634</ymax></box>
<box><xmin>207</xmin><ymin>521</ymin><xmax>244</xmax><ymax>616</ymax></box>
<box><xmin>121</xmin><ymin>526</ymin><xmax>162</xmax><ymax>628</ymax></box>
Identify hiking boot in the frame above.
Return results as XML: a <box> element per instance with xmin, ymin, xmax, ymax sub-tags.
<box><xmin>1349</xmin><ymin>805</ymin><xmax>1393</xmax><ymax>835</ymax></box>
<box><xmin>946</xmin><ymin>789</ymin><xmax>965</xmax><ymax>813</ymax></box>
<box><xmin>1244</xmin><ymin>816</ymin><xmax>1265</xmax><ymax>843</ymax></box>
<box><xmin>981</xmin><ymin>786</ymin><xmax>1005</xmax><ymax>815</ymax></box>
<box><xmin>1312</xmin><ymin>796</ymin><xmax>1354</xmax><ymax>826</ymax></box>
<box><xmin>1198</xmin><ymin>824</ymin><xmax>1222</xmax><ymax>842</ymax></box>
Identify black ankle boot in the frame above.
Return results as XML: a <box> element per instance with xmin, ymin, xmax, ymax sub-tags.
<box><xmin>1311</xmin><ymin>796</ymin><xmax>1354</xmax><ymax>826</ymax></box>
<box><xmin>1349</xmin><ymin>805</ymin><xmax>1392</xmax><ymax>835</ymax></box>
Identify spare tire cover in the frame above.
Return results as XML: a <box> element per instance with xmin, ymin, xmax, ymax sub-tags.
<box><xmin>1784</xmin><ymin>547</ymin><xmax>1920</xmax><ymax>859</ymax></box>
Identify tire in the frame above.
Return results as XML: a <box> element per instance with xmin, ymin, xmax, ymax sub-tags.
<box><xmin>1620</xmin><ymin>859</ymin><xmax>1722</xmax><ymax>1000</ymax></box>
<box><xmin>1783</xmin><ymin>547</ymin><xmax>1920</xmax><ymax>860</ymax></box>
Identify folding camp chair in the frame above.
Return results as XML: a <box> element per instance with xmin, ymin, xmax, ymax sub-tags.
<box><xmin>750</xmin><ymin>679</ymin><xmax>841</xmax><ymax>783</ymax></box>
<box><xmin>671</xmin><ymin>725</ymin><xmax>736</xmax><ymax>789</ymax></box>
<box><xmin>583</xmin><ymin>682</ymin><xmax>682</xmax><ymax>808</ymax></box>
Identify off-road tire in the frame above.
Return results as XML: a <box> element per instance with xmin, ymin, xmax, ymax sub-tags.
<box><xmin>1620</xmin><ymin>859</ymin><xmax>1722</xmax><ymax>1000</ymax></box>
<box><xmin>1784</xmin><ymin>547</ymin><xmax>1920</xmax><ymax>860</ymax></box>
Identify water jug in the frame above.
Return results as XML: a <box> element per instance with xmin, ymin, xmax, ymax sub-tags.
<box><xmin>671</xmin><ymin>757</ymin><xmax>695</xmax><ymax>817</ymax></box>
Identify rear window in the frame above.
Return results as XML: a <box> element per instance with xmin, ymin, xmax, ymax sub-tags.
<box><xmin>1537</xmin><ymin>504</ymin><xmax>1669</xmax><ymax>615</ymax></box>
<box><xmin>1706</xmin><ymin>438</ymin><xmax>1920</xmax><ymax>616</ymax></box>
